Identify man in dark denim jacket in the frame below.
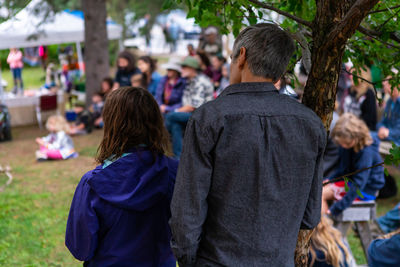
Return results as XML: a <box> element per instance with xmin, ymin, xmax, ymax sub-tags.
<box><xmin>170</xmin><ymin>23</ymin><xmax>327</xmax><ymax>266</ymax></box>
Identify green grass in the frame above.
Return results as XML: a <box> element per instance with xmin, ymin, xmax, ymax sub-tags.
<box><xmin>1</xmin><ymin>67</ymin><xmax>45</xmax><ymax>91</ymax></box>
<box><xmin>0</xmin><ymin>126</ymin><xmax>101</xmax><ymax>266</ymax></box>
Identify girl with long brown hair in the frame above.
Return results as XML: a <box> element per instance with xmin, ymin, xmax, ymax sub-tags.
<box><xmin>342</xmin><ymin>67</ymin><xmax>377</xmax><ymax>130</ymax></box>
<box><xmin>66</xmin><ymin>87</ymin><xmax>177</xmax><ymax>267</ymax></box>
<box><xmin>137</xmin><ymin>56</ymin><xmax>162</xmax><ymax>96</ymax></box>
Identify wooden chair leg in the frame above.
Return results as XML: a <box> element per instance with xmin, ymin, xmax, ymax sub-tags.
<box><xmin>354</xmin><ymin>221</ymin><xmax>373</xmax><ymax>259</ymax></box>
<box><xmin>334</xmin><ymin>221</ymin><xmax>352</xmax><ymax>237</ymax></box>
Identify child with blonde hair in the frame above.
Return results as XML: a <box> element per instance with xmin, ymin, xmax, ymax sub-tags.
<box><xmin>35</xmin><ymin>115</ymin><xmax>77</xmax><ymax>161</ymax></box>
<box><xmin>309</xmin><ymin>216</ymin><xmax>354</xmax><ymax>267</ymax></box>
<box><xmin>322</xmin><ymin>113</ymin><xmax>384</xmax><ymax>216</ymax></box>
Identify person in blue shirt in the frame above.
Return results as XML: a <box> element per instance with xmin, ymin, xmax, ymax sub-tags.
<box><xmin>113</xmin><ymin>51</ymin><xmax>141</xmax><ymax>89</ymax></box>
<box><xmin>322</xmin><ymin>113</ymin><xmax>385</xmax><ymax>216</ymax></box>
<box><xmin>376</xmin><ymin>71</ymin><xmax>400</xmax><ymax>153</ymax></box>
<box><xmin>376</xmin><ymin>202</ymin><xmax>400</xmax><ymax>234</ymax></box>
<box><xmin>137</xmin><ymin>56</ymin><xmax>162</xmax><ymax>96</ymax></box>
<box><xmin>368</xmin><ymin>231</ymin><xmax>400</xmax><ymax>267</ymax></box>
<box><xmin>65</xmin><ymin>87</ymin><xmax>178</xmax><ymax>267</ymax></box>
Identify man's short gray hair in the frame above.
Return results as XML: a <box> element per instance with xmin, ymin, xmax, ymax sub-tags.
<box><xmin>232</xmin><ymin>23</ymin><xmax>295</xmax><ymax>81</ymax></box>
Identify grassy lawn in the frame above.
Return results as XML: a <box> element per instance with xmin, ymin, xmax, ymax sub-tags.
<box><xmin>0</xmin><ymin>124</ymin><xmax>399</xmax><ymax>265</ymax></box>
<box><xmin>0</xmin><ymin>126</ymin><xmax>102</xmax><ymax>266</ymax></box>
<box><xmin>1</xmin><ymin>67</ymin><xmax>45</xmax><ymax>91</ymax></box>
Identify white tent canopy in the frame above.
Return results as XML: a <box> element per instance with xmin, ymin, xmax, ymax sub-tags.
<box><xmin>0</xmin><ymin>0</ymin><xmax>122</xmax><ymax>50</ymax></box>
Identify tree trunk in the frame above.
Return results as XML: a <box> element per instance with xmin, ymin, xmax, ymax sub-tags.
<box><xmin>296</xmin><ymin>0</ymin><xmax>379</xmax><ymax>266</ymax></box>
<box><xmin>82</xmin><ymin>0</ymin><xmax>109</xmax><ymax>107</ymax></box>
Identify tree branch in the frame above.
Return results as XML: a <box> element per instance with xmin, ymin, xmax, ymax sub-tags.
<box><xmin>358</xmin><ymin>25</ymin><xmax>400</xmax><ymax>46</ymax></box>
<box><xmin>291</xmin><ymin>26</ymin><xmax>311</xmax><ymax>74</ymax></box>
<box><xmin>369</xmin><ymin>4</ymin><xmax>400</xmax><ymax>14</ymax></box>
<box><xmin>247</xmin><ymin>0</ymin><xmax>312</xmax><ymax>28</ymax></box>
<box><xmin>323</xmin><ymin>162</ymin><xmax>384</xmax><ymax>186</ymax></box>
<box><xmin>377</xmin><ymin>8</ymin><xmax>400</xmax><ymax>32</ymax></box>
<box><xmin>326</xmin><ymin>0</ymin><xmax>379</xmax><ymax>44</ymax></box>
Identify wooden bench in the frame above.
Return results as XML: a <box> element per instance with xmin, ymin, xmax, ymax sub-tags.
<box><xmin>332</xmin><ymin>200</ymin><xmax>376</xmax><ymax>259</ymax></box>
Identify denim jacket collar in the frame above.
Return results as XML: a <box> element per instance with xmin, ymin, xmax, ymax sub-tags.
<box><xmin>220</xmin><ymin>82</ymin><xmax>278</xmax><ymax>96</ymax></box>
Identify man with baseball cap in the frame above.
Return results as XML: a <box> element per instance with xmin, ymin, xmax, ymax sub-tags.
<box><xmin>165</xmin><ymin>56</ymin><xmax>214</xmax><ymax>159</ymax></box>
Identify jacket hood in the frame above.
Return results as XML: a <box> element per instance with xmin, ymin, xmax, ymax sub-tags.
<box><xmin>87</xmin><ymin>149</ymin><xmax>178</xmax><ymax>211</ymax></box>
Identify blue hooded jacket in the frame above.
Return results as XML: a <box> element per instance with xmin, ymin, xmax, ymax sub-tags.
<box><xmin>329</xmin><ymin>136</ymin><xmax>385</xmax><ymax>216</ymax></box>
<box><xmin>368</xmin><ymin>234</ymin><xmax>400</xmax><ymax>267</ymax></box>
<box><xmin>65</xmin><ymin>149</ymin><xmax>178</xmax><ymax>267</ymax></box>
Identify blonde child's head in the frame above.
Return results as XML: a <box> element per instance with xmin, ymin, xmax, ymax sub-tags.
<box><xmin>331</xmin><ymin>113</ymin><xmax>372</xmax><ymax>152</ymax></box>
<box><xmin>46</xmin><ymin>115</ymin><xmax>70</xmax><ymax>133</ymax></box>
<box><xmin>310</xmin><ymin>216</ymin><xmax>351</xmax><ymax>267</ymax></box>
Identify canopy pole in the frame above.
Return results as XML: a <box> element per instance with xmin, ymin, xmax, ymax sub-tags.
<box><xmin>76</xmin><ymin>41</ymin><xmax>85</xmax><ymax>75</ymax></box>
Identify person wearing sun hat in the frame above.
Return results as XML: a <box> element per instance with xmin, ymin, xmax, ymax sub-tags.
<box><xmin>165</xmin><ymin>56</ymin><xmax>214</xmax><ymax>159</ymax></box>
<box><xmin>155</xmin><ymin>58</ymin><xmax>187</xmax><ymax>115</ymax></box>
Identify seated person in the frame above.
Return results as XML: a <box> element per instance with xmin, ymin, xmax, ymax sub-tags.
<box><xmin>130</xmin><ymin>73</ymin><xmax>145</xmax><ymax>88</ymax></box>
<box><xmin>210</xmin><ymin>54</ymin><xmax>225</xmax><ymax>89</ymax></box>
<box><xmin>137</xmin><ymin>56</ymin><xmax>162</xmax><ymax>96</ymax></box>
<box><xmin>375</xmin><ymin>202</ymin><xmax>400</xmax><ymax>235</ymax></box>
<box><xmin>90</xmin><ymin>93</ymin><xmax>104</xmax><ymax>129</ymax></box>
<box><xmin>155</xmin><ymin>58</ymin><xmax>186</xmax><ymax>114</ymax></box>
<box><xmin>100</xmin><ymin>77</ymin><xmax>114</xmax><ymax>98</ymax></box>
<box><xmin>70</xmin><ymin>102</ymin><xmax>93</xmax><ymax>135</ymax></box>
<box><xmin>375</xmin><ymin>69</ymin><xmax>400</xmax><ymax>154</ymax></box>
<box><xmin>368</xmin><ymin>229</ymin><xmax>400</xmax><ymax>267</ymax></box>
<box><xmin>35</xmin><ymin>115</ymin><xmax>77</xmax><ymax>161</ymax></box>
<box><xmin>216</xmin><ymin>63</ymin><xmax>230</xmax><ymax>96</ymax></box>
<box><xmin>309</xmin><ymin>216</ymin><xmax>355</xmax><ymax>267</ymax></box>
<box><xmin>342</xmin><ymin>67</ymin><xmax>377</xmax><ymax>131</ymax></box>
<box><xmin>165</xmin><ymin>56</ymin><xmax>214</xmax><ymax>159</ymax></box>
<box><xmin>322</xmin><ymin>113</ymin><xmax>385</xmax><ymax>216</ymax></box>
<box><xmin>113</xmin><ymin>51</ymin><xmax>140</xmax><ymax>90</ymax></box>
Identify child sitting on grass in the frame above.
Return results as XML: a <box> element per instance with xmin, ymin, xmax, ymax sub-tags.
<box><xmin>90</xmin><ymin>93</ymin><xmax>104</xmax><ymax>129</ymax></box>
<box><xmin>35</xmin><ymin>115</ymin><xmax>77</xmax><ymax>161</ymax></box>
<box><xmin>69</xmin><ymin>101</ymin><xmax>93</xmax><ymax>135</ymax></box>
<box><xmin>66</xmin><ymin>87</ymin><xmax>178</xmax><ymax>266</ymax></box>
<box><xmin>322</xmin><ymin>113</ymin><xmax>385</xmax><ymax>216</ymax></box>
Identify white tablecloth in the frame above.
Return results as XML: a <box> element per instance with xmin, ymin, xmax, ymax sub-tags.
<box><xmin>1</xmin><ymin>91</ymin><xmax>65</xmax><ymax>127</ymax></box>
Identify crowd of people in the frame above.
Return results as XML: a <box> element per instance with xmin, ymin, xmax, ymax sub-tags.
<box><xmin>3</xmin><ymin>22</ymin><xmax>395</xmax><ymax>265</ymax></box>
<box><xmin>60</xmin><ymin>23</ymin><xmax>400</xmax><ymax>267</ymax></box>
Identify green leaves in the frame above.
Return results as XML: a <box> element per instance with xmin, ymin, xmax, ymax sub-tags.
<box><xmin>343</xmin><ymin>176</ymin><xmax>364</xmax><ymax>198</ymax></box>
<box><xmin>356</xmin><ymin>189</ymin><xmax>364</xmax><ymax>199</ymax></box>
<box><xmin>384</xmin><ymin>143</ymin><xmax>400</xmax><ymax>166</ymax></box>
<box><xmin>344</xmin><ymin>177</ymin><xmax>349</xmax><ymax>192</ymax></box>
<box><xmin>162</xmin><ymin>0</ymin><xmax>176</xmax><ymax>10</ymax></box>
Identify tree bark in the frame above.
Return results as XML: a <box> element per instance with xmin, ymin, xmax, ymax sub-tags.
<box><xmin>296</xmin><ymin>0</ymin><xmax>379</xmax><ymax>266</ymax></box>
<box><xmin>82</xmin><ymin>0</ymin><xmax>109</xmax><ymax>107</ymax></box>
<box><xmin>302</xmin><ymin>0</ymin><xmax>379</xmax><ymax>129</ymax></box>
